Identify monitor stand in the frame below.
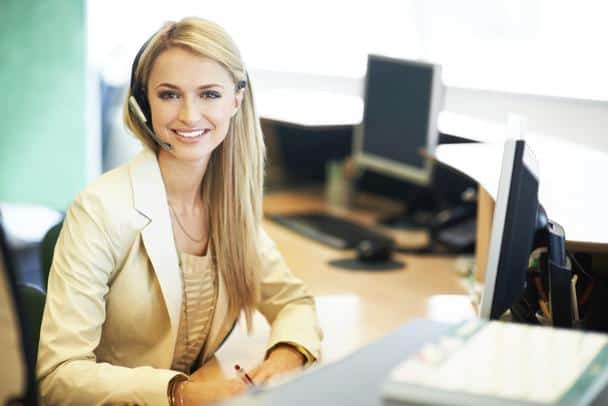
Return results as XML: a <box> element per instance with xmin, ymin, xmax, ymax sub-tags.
<box><xmin>379</xmin><ymin>209</ymin><xmax>435</xmax><ymax>230</ymax></box>
<box><xmin>389</xmin><ymin>203</ymin><xmax>477</xmax><ymax>256</ymax></box>
<box><xmin>511</xmin><ymin>206</ymin><xmax>573</xmax><ymax>328</ymax></box>
<box><xmin>378</xmin><ymin>187</ymin><xmax>436</xmax><ymax>230</ymax></box>
<box><xmin>543</xmin><ymin>220</ymin><xmax>573</xmax><ymax>328</ymax></box>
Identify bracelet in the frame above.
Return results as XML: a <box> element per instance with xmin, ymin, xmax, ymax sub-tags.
<box><xmin>167</xmin><ymin>374</ymin><xmax>189</xmax><ymax>406</ymax></box>
<box><xmin>178</xmin><ymin>379</ymin><xmax>188</xmax><ymax>406</ymax></box>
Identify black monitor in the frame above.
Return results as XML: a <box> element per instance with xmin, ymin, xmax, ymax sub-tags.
<box><xmin>0</xmin><ymin>216</ymin><xmax>39</xmax><ymax>404</ymax></box>
<box><xmin>479</xmin><ymin>139</ymin><xmax>540</xmax><ymax>320</ymax></box>
<box><xmin>479</xmin><ymin>138</ymin><xmax>573</xmax><ymax>326</ymax></box>
<box><xmin>353</xmin><ymin>55</ymin><xmax>477</xmax><ymax>254</ymax></box>
<box><xmin>353</xmin><ymin>54</ymin><xmax>444</xmax><ymax>187</ymax></box>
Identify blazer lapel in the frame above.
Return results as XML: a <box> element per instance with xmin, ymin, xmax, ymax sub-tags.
<box><xmin>129</xmin><ymin>148</ymin><xmax>182</xmax><ymax>332</ymax></box>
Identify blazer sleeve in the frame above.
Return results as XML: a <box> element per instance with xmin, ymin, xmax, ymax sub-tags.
<box><xmin>36</xmin><ymin>193</ymin><xmax>181</xmax><ymax>406</ymax></box>
<box><xmin>256</xmin><ymin>228</ymin><xmax>323</xmax><ymax>362</ymax></box>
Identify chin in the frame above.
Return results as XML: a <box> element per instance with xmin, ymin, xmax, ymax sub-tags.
<box><xmin>174</xmin><ymin>142</ymin><xmax>220</xmax><ymax>162</ymax></box>
<box><xmin>175</xmin><ymin>148</ymin><xmax>212</xmax><ymax>163</ymax></box>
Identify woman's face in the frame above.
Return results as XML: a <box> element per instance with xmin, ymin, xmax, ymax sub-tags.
<box><xmin>146</xmin><ymin>47</ymin><xmax>242</xmax><ymax>163</ymax></box>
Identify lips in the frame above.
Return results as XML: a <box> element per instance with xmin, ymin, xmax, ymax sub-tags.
<box><xmin>172</xmin><ymin>128</ymin><xmax>211</xmax><ymax>138</ymax></box>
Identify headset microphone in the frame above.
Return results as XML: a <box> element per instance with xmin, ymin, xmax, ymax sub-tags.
<box><xmin>128</xmin><ymin>31</ymin><xmax>173</xmax><ymax>152</ymax></box>
<box><xmin>128</xmin><ymin>96</ymin><xmax>173</xmax><ymax>151</ymax></box>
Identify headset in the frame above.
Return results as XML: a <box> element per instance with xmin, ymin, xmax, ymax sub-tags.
<box><xmin>128</xmin><ymin>32</ymin><xmax>248</xmax><ymax>152</ymax></box>
<box><xmin>128</xmin><ymin>35</ymin><xmax>173</xmax><ymax>151</ymax></box>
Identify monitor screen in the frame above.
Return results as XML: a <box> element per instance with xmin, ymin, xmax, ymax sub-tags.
<box><xmin>479</xmin><ymin>139</ymin><xmax>540</xmax><ymax>320</ymax></box>
<box><xmin>354</xmin><ymin>55</ymin><xmax>444</xmax><ymax>186</ymax></box>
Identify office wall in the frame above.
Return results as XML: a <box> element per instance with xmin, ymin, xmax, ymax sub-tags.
<box><xmin>0</xmin><ymin>0</ymin><xmax>86</xmax><ymax>210</ymax></box>
<box><xmin>253</xmin><ymin>69</ymin><xmax>608</xmax><ymax>154</ymax></box>
<box><xmin>444</xmin><ymin>87</ymin><xmax>608</xmax><ymax>153</ymax></box>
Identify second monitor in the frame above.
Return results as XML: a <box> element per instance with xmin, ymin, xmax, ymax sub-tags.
<box><xmin>353</xmin><ymin>54</ymin><xmax>444</xmax><ymax>187</ymax></box>
<box><xmin>354</xmin><ymin>54</ymin><xmax>476</xmax><ymax>253</ymax></box>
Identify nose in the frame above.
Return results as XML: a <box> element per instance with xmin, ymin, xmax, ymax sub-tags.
<box><xmin>178</xmin><ymin>96</ymin><xmax>203</xmax><ymax>125</ymax></box>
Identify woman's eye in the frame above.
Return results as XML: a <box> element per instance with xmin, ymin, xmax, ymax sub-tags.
<box><xmin>201</xmin><ymin>90</ymin><xmax>221</xmax><ymax>99</ymax></box>
<box><xmin>158</xmin><ymin>91</ymin><xmax>179</xmax><ymax>100</ymax></box>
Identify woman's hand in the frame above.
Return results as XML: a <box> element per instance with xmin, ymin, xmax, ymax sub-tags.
<box><xmin>249</xmin><ymin>344</ymin><xmax>306</xmax><ymax>385</ymax></box>
<box><xmin>178</xmin><ymin>376</ymin><xmax>247</xmax><ymax>406</ymax></box>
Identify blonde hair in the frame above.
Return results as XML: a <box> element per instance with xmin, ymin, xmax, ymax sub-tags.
<box><xmin>123</xmin><ymin>17</ymin><xmax>265</xmax><ymax>331</ymax></box>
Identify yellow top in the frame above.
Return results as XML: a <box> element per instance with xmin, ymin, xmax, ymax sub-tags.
<box><xmin>171</xmin><ymin>251</ymin><xmax>218</xmax><ymax>373</ymax></box>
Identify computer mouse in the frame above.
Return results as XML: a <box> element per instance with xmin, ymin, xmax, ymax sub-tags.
<box><xmin>356</xmin><ymin>239</ymin><xmax>394</xmax><ymax>263</ymax></box>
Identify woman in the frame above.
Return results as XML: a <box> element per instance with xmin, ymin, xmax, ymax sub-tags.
<box><xmin>37</xmin><ymin>17</ymin><xmax>322</xmax><ymax>405</ymax></box>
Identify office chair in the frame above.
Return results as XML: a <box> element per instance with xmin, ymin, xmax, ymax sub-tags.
<box><xmin>17</xmin><ymin>283</ymin><xmax>46</xmax><ymax>362</ymax></box>
<box><xmin>39</xmin><ymin>220</ymin><xmax>63</xmax><ymax>292</ymax></box>
<box><xmin>12</xmin><ymin>220</ymin><xmax>62</xmax><ymax>370</ymax></box>
<box><xmin>1</xmin><ymin>217</ymin><xmax>40</xmax><ymax>405</ymax></box>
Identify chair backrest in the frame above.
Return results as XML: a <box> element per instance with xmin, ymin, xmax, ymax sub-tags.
<box><xmin>0</xmin><ymin>216</ymin><xmax>40</xmax><ymax>405</ymax></box>
<box><xmin>17</xmin><ymin>283</ymin><xmax>46</xmax><ymax>362</ymax></box>
<box><xmin>40</xmin><ymin>221</ymin><xmax>63</xmax><ymax>292</ymax></box>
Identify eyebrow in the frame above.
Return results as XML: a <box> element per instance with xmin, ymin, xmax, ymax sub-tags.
<box><xmin>155</xmin><ymin>83</ymin><xmax>225</xmax><ymax>90</ymax></box>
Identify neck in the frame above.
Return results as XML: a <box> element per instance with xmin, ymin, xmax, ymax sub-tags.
<box><xmin>157</xmin><ymin>150</ymin><xmax>210</xmax><ymax>210</ymax></box>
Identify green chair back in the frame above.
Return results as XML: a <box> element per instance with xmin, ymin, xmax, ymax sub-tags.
<box><xmin>17</xmin><ymin>283</ymin><xmax>46</xmax><ymax>363</ymax></box>
<box><xmin>16</xmin><ymin>220</ymin><xmax>63</xmax><ymax>364</ymax></box>
<box><xmin>40</xmin><ymin>221</ymin><xmax>63</xmax><ymax>292</ymax></box>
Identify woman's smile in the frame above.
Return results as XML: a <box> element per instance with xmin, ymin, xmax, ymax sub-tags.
<box><xmin>172</xmin><ymin>128</ymin><xmax>212</xmax><ymax>141</ymax></box>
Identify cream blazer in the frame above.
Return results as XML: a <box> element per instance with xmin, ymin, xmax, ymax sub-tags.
<box><xmin>37</xmin><ymin>148</ymin><xmax>322</xmax><ymax>405</ymax></box>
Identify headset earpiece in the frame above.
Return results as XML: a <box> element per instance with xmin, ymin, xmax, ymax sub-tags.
<box><xmin>129</xmin><ymin>36</ymin><xmax>154</xmax><ymax>123</ymax></box>
<box><xmin>128</xmin><ymin>34</ymin><xmax>172</xmax><ymax>151</ymax></box>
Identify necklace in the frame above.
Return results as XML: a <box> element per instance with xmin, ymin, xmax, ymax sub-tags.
<box><xmin>168</xmin><ymin>204</ymin><xmax>205</xmax><ymax>243</ymax></box>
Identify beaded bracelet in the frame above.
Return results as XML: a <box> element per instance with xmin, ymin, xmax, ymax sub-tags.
<box><xmin>178</xmin><ymin>379</ymin><xmax>188</xmax><ymax>406</ymax></box>
<box><xmin>167</xmin><ymin>374</ymin><xmax>189</xmax><ymax>406</ymax></box>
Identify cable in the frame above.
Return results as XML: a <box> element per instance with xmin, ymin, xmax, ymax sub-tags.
<box><xmin>566</xmin><ymin>251</ymin><xmax>593</xmax><ymax>280</ymax></box>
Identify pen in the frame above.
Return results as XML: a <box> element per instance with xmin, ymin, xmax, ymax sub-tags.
<box><xmin>234</xmin><ymin>364</ymin><xmax>255</xmax><ymax>386</ymax></box>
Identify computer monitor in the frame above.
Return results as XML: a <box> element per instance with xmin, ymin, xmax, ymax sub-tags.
<box><xmin>479</xmin><ymin>138</ymin><xmax>541</xmax><ymax>320</ymax></box>
<box><xmin>353</xmin><ymin>54</ymin><xmax>444</xmax><ymax>187</ymax></box>
<box><xmin>0</xmin><ymin>216</ymin><xmax>39</xmax><ymax>404</ymax></box>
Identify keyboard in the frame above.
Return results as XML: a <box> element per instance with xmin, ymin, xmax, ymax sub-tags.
<box><xmin>267</xmin><ymin>212</ymin><xmax>393</xmax><ymax>249</ymax></box>
<box><xmin>384</xmin><ymin>320</ymin><xmax>608</xmax><ymax>405</ymax></box>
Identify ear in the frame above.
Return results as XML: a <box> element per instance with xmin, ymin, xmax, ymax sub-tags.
<box><xmin>232</xmin><ymin>89</ymin><xmax>244</xmax><ymax>117</ymax></box>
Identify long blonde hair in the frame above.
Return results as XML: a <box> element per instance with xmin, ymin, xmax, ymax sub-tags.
<box><xmin>123</xmin><ymin>17</ymin><xmax>265</xmax><ymax>330</ymax></box>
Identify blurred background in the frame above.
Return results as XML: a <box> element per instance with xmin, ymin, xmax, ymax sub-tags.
<box><xmin>1</xmin><ymin>0</ymin><xmax>608</xmax><ymax>285</ymax></box>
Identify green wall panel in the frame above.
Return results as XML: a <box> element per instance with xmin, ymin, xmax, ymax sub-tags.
<box><xmin>0</xmin><ymin>0</ymin><xmax>86</xmax><ymax>210</ymax></box>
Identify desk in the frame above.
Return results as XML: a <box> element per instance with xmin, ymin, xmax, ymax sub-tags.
<box><xmin>221</xmin><ymin>320</ymin><xmax>449</xmax><ymax>406</ymax></box>
<box><xmin>221</xmin><ymin>317</ymin><xmax>608</xmax><ymax>406</ymax></box>
<box><xmin>210</xmin><ymin>190</ymin><xmax>473</xmax><ymax>377</ymax></box>
<box><xmin>435</xmin><ymin>137</ymin><xmax>608</xmax><ymax>280</ymax></box>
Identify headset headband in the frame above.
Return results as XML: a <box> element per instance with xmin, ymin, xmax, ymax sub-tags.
<box><xmin>129</xmin><ymin>35</ymin><xmax>155</xmax><ymax>122</ymax></box>
<box><xmin>129</xmin><ymin>29</ymin><xmax>248</xmax><ymax>123</ymax></box>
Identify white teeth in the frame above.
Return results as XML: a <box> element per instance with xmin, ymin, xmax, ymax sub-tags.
<box><xmin>175</xmin><ymin>129</ymin><xmax>208</xmax><ymax>138</ymax></box>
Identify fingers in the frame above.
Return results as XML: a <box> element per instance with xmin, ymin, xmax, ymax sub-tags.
<box><xmin>248</xmin><ymin>365</ymin><xmax>261</xmax><ymax>378</ymax></box>
<box><xmin>250</xmin><ymin>363</ymin><xmax>273</xmax><ymax>385</ymax></box>
<box><xmin>252</xmin><ymin>368</ymin><xmax>272</xmax><ymax>385</ymax></box>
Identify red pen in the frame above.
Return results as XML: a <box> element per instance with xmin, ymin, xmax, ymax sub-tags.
<box><xmin>234</xmin><ymin>364</ymin><xmax>255</xmax><ymax>386</ymax></box>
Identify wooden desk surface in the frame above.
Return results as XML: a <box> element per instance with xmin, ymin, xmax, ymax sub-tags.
<box><xmin>211</xmin><ymin>189</ymin><xmax>473</xmax><ymax>379</ymax></box>
<box><xmin>435</xmin><ymin>138</ymin><xmax>608</xmax><ymax>252</ymax></box>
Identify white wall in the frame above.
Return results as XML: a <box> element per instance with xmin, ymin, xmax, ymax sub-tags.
<box><xmin>445</xmin><ymin>87</ymin><xmax>608</xmax><ymax>153</ymax></box>
<box><xmin>253</xmin><ymin>69</ymin><xmax>608</xmax><ymax>153</ymax></box>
